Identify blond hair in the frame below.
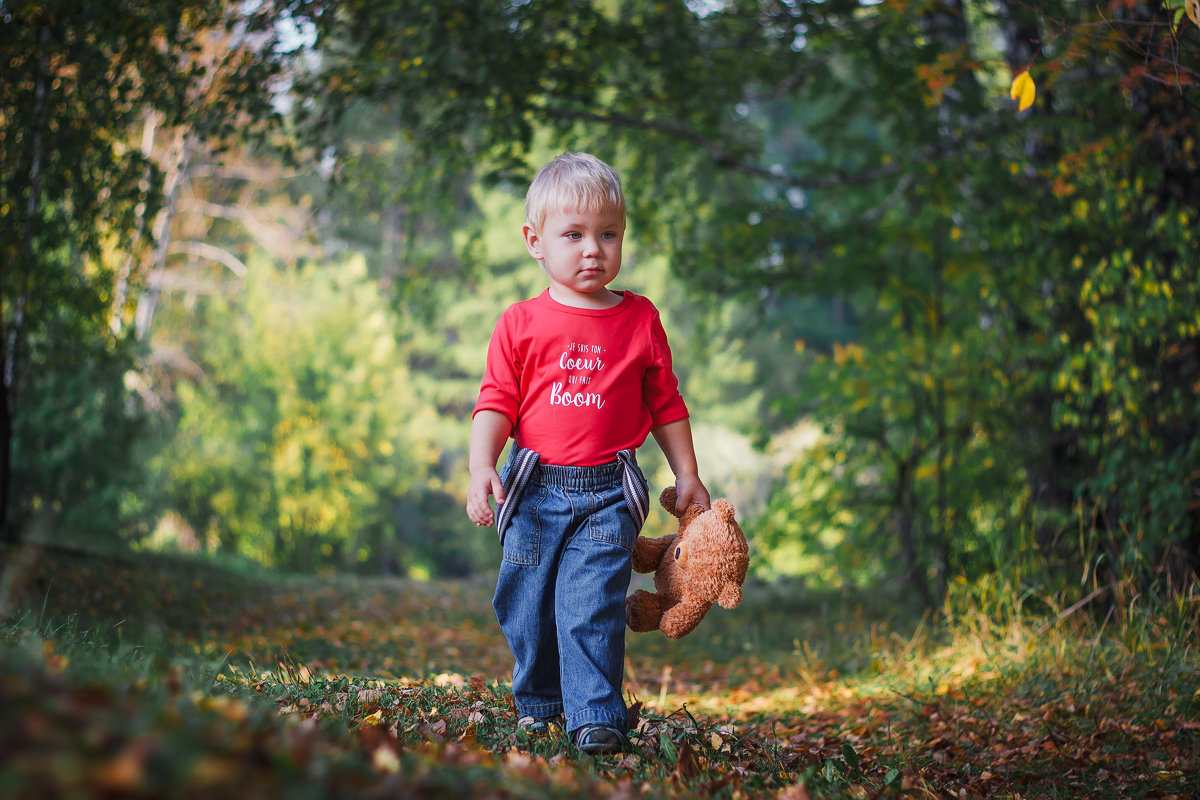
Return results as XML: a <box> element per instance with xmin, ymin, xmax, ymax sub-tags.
<box><xmin>524</xmin><ymin>152</ymin><xmax>626</xmax><ymax>233</ymax></box>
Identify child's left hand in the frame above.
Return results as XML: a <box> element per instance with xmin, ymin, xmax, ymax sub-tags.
<box><xmin>670</xmin><ymin>474</ymin><xmax>710</xmax><ymax>514</ymax></box>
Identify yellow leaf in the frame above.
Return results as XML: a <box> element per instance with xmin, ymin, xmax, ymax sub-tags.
<box><xmin>1010</xmin><ymin>70</ymin><xmax>1035</xmax><ymax>112</ymax></box>
<box><xmin>1188</xmin><ymin>0</ymin><xmax>1200</xmax><ymax>27</ymax></box>
<box><xmin>361</xmin><ymin>709</ymin><xmax>384</xmax><ymax>727</ymax></box>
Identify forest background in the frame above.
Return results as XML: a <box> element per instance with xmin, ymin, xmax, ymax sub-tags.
<box><xmin>2</xmin><ymin>0</ymin><xmax>1199</xmax><ymax>608</ymax></box>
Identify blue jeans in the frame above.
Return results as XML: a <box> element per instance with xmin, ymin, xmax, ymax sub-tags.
<box><xmin>492</xmin><ymin>451</ymin><xmax>643</xmax><ymax>734</ymax></box>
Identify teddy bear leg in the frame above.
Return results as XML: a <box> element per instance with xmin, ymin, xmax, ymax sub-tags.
<box><xmin>659</xmin><ymin>600</ymin><xmax>710</xmax><ymax>639</ymax></box>
<box><xmin>625</xmin><ymin>590</ymin><xmax>666</xmax><ymax>633</ymax></box>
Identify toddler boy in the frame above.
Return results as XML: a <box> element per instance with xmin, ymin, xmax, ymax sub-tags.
<box><xmin>466</xmin><ymin>152</ymin><xmax>709</xmax><ymax>754</ymax></box>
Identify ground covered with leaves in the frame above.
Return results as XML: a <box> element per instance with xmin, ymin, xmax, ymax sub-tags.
<box><xmin>1</xmin><ymin>543</ymin><xmax>1197</xmax><ymax>799</ymax></box>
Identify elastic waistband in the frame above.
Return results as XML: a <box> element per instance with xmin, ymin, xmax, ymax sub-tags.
<box><xmin>532</xmin><ymin>459</ymin><xmax>623</xmax><ymax>490</ymax></box>
<box><xmin>496</xmin><ymin>447</ymin><xmax>649</xmax><ymax>542</ymax></box>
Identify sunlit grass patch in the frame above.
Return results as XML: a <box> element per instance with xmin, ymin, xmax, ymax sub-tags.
<box><xmin>624</xmin><ymin>571</ymin><xmax>1200</xmax><ymax>798</ymax></box>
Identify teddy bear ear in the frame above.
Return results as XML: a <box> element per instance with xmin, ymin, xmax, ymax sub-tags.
<box><xmin>713</xmin><ymin>499</ymin><xmax>736</xmax><ymax>523</ymax></box>
<box><xmin>659</xmin><ymin>487</ymin><xmax>682</xmax><ymax>517</ymax></box>
<box><xmin>680</xmin><ymin>503</ymin><xmax>705</xmax><ymax>529</ymax></box>
<box><xmin>716</xmin><ymin>583</ymin><xmax>742</xmax><ymax>610</ymax></box>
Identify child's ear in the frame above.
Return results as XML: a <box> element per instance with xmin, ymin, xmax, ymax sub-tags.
<box><xmin>523</xmin><ymin>223</ymin><xmax>544</xmax><ymax>260</ymax></box>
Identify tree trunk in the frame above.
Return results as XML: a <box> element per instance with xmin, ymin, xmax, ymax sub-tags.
<box><xmin>134</xmin><ymin>131</ymin><xmax>198</xmax><ymax>339</ymax></box>
<box><xmin>896</xmin><ymin>458</ymin><xmax>933</xmax><ymax>606</ymax></box>
<box><xmin>111</xmin><ymin>110</ymin><xmax>161</xmax><ymax>335</ymax></box>
<box><xmin>931</xmin><ymin>229</ymin><xmax>952</xmax><ymax>600</ymax></box>
<box><xmin>1</xmin><ymin>25</ymin><xmax>50</xmax><ymax>542</ymax></box>
<box><xmin>918</xmin><ymin>0</ymin><xmax>976</xmax><ymax>601</ymax></box>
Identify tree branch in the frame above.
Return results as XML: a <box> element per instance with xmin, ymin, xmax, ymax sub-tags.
<box><xmin>167</xmin><ymin>241</ymin><xmax>249</xmax><ymax>277</ymax></box>
<box><xmin>188</xmin><ymin>163</ymin><xmax>302</xmax><ymax>181</ymax></box>
<box><xmin>184</xmin><ymin>200</ymin><xmax>300</xmax><ymax>253</ymax></box>
<box><xmin>146</xmin><ymin>270</ymin><xmax>239</xmax><ymax>295</ymax></box>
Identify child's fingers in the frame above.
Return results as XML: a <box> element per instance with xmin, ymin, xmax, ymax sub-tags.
<box><xmin>466</xmin><ymin>492</ymin><xmax>495</xmax><ymax>526</ymax></box>
<box><xmin>469</xmin><ymin>506</ymin><xmax>494</xmax><ymax>527</ymax></box>
<box><xmin>465</xmin><ymin>468</ymin><xmax>505</xmax><ymax>526</ymax></box>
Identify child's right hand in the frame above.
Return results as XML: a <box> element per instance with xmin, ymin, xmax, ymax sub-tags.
<box><xmin>466</xmin><ymin>467</ymin><xmax>505</xmax><ymax>527</ymax></box>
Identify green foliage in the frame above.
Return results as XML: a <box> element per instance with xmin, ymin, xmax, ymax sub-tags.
<box><xmin>0</xmin><ymin>0</ymin><xmax>311</xmax><ymax>537</ymax></box>
<box><xmin>297</xmin><ymin>98</ymin><xmax>474</xmax><ymax>304</ymax></box>
<box><xmin>11</xmin><ymin>325</ymin><xmax>158</xmax><ymax>543</ymax></box>
<box><xmin>164</xmin><ymin>257</ymin><xmax>443</xmax><ymax>574</ymax></box>
<box><xmin>1048</xmin><ymin>188</ymin><xmax>1200</xmax><ymax>577</ymax></box>
<box><xmin>669</xmin><ymin>0</ymin><xmax>1200</xmax><ymax>595</ymax></box>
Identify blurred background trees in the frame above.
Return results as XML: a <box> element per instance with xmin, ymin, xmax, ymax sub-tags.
<box><xmin>1</xmin><ymin>0</ymin><xmax>295</xmax><ymax>542</ymax></box>
<box><xmin>3</xmin><ymin>0</ymin><xmax>1197</xmax><ymax>600</ymax></box>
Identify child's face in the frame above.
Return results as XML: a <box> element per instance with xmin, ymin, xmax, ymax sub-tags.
<box><xmin>524</xmin><ymin>206</ymin><xmax>625</xmax><ymax>307</ymax></box>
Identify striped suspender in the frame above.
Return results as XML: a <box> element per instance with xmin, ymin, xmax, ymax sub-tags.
<box><xmin>495</xmin><ymin>447</ymin><xmax>539</xmax><ymax>544</ymax></box>
<box><xmin>616</xmin><ymin>449</ymin><xmax>650</xmax><ymax>533</ymax></box>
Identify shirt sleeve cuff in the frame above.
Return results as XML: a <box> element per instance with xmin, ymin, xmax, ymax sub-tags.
<box><xmin>649</xmin><ymin>398</ymin><xmax>690</xmax><ymax>429</ymax></box>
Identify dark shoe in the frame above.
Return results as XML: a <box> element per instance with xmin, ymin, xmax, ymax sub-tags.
<box><xmin>574</xmin><ymin>724</ymin><xmax>625</xmax><ymax>755</ymax></box>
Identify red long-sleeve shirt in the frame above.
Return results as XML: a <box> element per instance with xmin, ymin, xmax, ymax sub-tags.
<box><xmin>473</xmin><ymin>290</ymin><xmax>689</xmax><ymax>466</ymax></box>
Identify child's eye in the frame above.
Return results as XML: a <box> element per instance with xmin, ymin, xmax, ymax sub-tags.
<box><xmin>602</xmin><ymin>232</ymin><xmax>616</xmax><ymax>240</ymax></box>
<box><xmin>566</xmin><ymin>232</ymin><xmax>581</xmax><ymax>240</ymax></box>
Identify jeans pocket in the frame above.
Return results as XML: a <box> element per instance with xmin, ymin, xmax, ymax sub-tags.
<box><xmin>588</xmin><ymin>487</ymin><xmax>637</xmax><ymax>550</ymax></box>
<box><xmin>502</xmin><ymin>485</ymin><xmax>543</xmax><ymax>566</ymax></box>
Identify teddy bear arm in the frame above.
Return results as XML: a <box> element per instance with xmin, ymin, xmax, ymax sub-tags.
<box><xmin>631</xmin><ymin>534</ymin><xmax>676</xmax><ymax>573</ymax></box>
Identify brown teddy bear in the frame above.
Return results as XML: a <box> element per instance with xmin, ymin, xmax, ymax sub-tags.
<box><xmin>625</xmin><ymin>487</ymin><xmax>749</xmax><ymax>639</ymax></box>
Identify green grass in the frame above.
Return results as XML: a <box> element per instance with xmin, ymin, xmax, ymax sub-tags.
<box><xmin>2</xmin><ymin>542</ymin><xmax>1198</xmax><ymax>799</ymax></box>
